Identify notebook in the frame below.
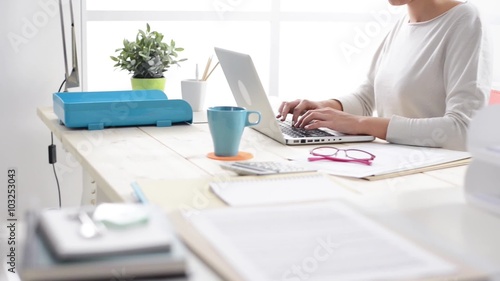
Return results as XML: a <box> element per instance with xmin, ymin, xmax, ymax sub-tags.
<box><xmin>19</xmin><ymin>209</ymin><xmax>188</xmax><ymax>281</ymax></box>
<box><xmin>209</xmin><ymin>172</ymin><xmax>352</xmax><ymax>206</ymax></box>
<box><xmin>37</xmin><ymin>204</ymin><xmax>173</xmax><ymax>261</ymax></box>
<box><xmin>214</xmin><ymin>47</ymin><xmax>375</xmax><ymax>145</ymax></box>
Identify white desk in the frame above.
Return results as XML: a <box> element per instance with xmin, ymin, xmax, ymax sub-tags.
<box><xmin>37</xmin><ymin>107</ymin><xmax>460</xmax><ymax>204</ymax></box>
<box><xmin>37</xmin><ymin>106</ymin><xmax>500</xmax><ymax>280</ymax></box>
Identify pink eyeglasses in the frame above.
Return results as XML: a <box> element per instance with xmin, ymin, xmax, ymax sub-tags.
<box><xmin>308</xmin><ymin>146</ymin><xmax>376</xmax><ymax>166</ymax></box>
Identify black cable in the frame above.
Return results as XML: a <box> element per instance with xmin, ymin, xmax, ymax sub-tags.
<box><xmin>51</xmin><ymin>132</ymin><xmax>62</xmax><ymax>209</ymax></box>
<box><xmin>49</xmin><ymin>78</ymin><xmax>66</xmax><ymax>208</ymax></box>
<box><xmin>58</xmin><ymin>78</ymin><xmax>67</xmax><ymax>92</ymax></box>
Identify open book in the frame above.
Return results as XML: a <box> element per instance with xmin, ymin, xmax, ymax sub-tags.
<box><xmin>169</xmin><ymin>201</ymin><xmax>485</xmax><ymax>281</ymax></box>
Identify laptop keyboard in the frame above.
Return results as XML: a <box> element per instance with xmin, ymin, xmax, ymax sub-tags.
<box><xmin>278</xmin><ymin>120</ymin><xmax>333</xmax><ymax>138</ymax></box>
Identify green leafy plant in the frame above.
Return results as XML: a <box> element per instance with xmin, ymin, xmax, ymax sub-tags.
<box><xmin>110</xmin><ymin>24</ymin><xmax>186</xmax><ymax>78</ymax></box>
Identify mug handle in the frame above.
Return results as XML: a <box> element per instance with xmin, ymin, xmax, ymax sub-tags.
<box><xmin>245</xmin><ymin>111</ymin><xmax>261</xmax><ymax>126</ymax></box>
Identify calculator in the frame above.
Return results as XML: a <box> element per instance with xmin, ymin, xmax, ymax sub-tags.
<box><xmin>220</xmin><ymin>161</ymin><xmax>317</xmax><ymax>176</ymax></box>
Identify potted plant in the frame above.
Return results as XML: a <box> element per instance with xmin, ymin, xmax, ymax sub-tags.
<box><xmin>111</xmin><ymin>23</ymin><xmax>186</xmax><ymax>91</ymax></box>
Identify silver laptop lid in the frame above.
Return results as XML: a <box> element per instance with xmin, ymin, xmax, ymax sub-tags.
<box><xmin>215</xmin><ymin>47</ymin><xmax>287</xmax><ymax>144</ymax></box>
<box><xmin>215</xmin><ymin>47</ymin><xmax>375</xmax><ymax>145</ymax></box>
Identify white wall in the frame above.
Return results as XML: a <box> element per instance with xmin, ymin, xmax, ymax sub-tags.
<box><xmin>0</xmin><ymin>1</ymin><xmax>82</xmax><ymax>279</ymax></box>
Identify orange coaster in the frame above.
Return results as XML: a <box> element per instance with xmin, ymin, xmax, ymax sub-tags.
<box><xmin>207</xmin><ymin>151</ymin><xmax>253</xmax><ymax>161</ymax></box>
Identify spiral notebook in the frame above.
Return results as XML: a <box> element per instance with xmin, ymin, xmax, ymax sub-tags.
<box><xmin>209</xmin><ymin>173</ymin><xmax>351</xmax><ymax>206</ymax></box>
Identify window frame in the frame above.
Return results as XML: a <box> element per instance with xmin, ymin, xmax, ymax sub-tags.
<box><xmin>80</xmin><ymin>0</ymin><xmax>500</xmax><ymax>97</ymax></box>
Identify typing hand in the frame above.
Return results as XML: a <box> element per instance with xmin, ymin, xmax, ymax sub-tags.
<box><xmin>294</xmin><ymin>107</ymin><xmax>364</xmax><ymax>135</ymax></box>
<box><xmin>276</xmin><ymin>99</ymin><xmax>323</xmax><ymax>125</ymax></box>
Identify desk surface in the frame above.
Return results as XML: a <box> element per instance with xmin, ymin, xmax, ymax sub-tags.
<box><xmin>37</xmin><ymin>106</ymin><xmax>500</xmax><ymax>280</ymax></box>
<box><xmin>37</xmin><ymin>106</ymin><xmax>462</xmax><ymax>203</ymax></box>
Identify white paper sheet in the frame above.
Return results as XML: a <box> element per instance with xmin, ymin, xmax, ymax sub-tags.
<box><xmin>188</xmin><ymin>201</ymin><xmax>456</xmax><ymax>281</ymax></box>
<box><xmin>289</xmin><ymin>142</ymin><xmax>470</xmax><ymax>178</ymax></box>
<box><xmin>209</xmin><ymin>173</ymin><xmax>351</xmax><ymax>206</ymax></box>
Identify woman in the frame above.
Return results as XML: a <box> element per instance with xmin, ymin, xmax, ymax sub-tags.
<box><xmin>277</xmin><ymin>0</ymin><xmax>493</xmax><ymax>151</ymax></box>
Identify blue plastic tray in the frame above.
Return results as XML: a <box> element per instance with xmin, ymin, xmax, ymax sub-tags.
<box><xmin>53</xmin><ymin>90</ymin><xmax>193</xmax><ymax>130</ymax></box>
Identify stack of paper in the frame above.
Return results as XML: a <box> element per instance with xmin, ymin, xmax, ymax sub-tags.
<box><xmin>171</xmin><ymin>201</ymin><xmax>485</xmax><ymax>281</ymax></box>
<box><xmin>20</xmin><ymin>204</ymin><xmax>188</xmax><ymax>281</ymax></box>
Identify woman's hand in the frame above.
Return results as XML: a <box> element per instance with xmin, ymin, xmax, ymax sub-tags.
<box><xmin>276</xmin><ymin>99</ymin><xmax>343</xmax><ymax>125</ymax></box>
<box><xmin>295</xmin><ymin>108</ymin><xmax>390</xmax><ymax>139</ymax></box>
<box><xmin>295</xmin><ymin>108</ymin><xmax>363</xmax><ymax>134</ymax></box>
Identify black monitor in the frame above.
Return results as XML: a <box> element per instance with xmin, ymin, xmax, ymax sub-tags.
<box><xmin>58</xmin><ymin>0</ymin><xmax>80</xmax><ymax>91</ymax></box>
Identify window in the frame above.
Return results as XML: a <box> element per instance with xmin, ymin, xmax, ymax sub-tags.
<box><xmin>82</xmin><ymin>0</ymin><xmax>499</xmax><ymax>107</ymax></box>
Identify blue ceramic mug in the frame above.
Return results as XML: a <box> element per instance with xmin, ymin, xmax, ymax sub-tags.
<box><xmin>207</xmin><ymin>106</ymin><xmax>261</xmax><ymax>157</ymax></box>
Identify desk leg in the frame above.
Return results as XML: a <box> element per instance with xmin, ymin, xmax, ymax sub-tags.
<box><xmin>81</xmin><ymin>171</ymin><xmax>97</xmax><ymax>206</ymax></box>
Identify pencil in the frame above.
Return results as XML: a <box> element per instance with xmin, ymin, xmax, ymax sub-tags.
<box><xmin>201</xmin><ymin>56</ymin><xmax>212</xmax><ymax>81</ymax></box>
<box><xmin>204</xmin><ymin>61</ymin><xmax>219</xmax><ymax>81</ymax></box>
<box><xmin>131</xmin><ymin>182</ymin><xmax>149</xmax><ymax>204</ymax></box>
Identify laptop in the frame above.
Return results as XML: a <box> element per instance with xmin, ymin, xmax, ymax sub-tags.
<box><xmin>214</xmin><ymin>47</ymin><xmax>375</xmax><ymax>145</ymax></box>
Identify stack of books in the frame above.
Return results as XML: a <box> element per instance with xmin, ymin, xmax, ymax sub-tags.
<box><xmin>19</xmin><ymin>204</ymin><xmax>188</xmax><ymax>281</ymax></box>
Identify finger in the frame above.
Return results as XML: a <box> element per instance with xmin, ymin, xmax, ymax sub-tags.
<box><xmin>278</xmin><ymin>100</ymin><xmax>299</xmax><ymax>121</ymax></box>
<box><xmin>279</xmin><ymin>102</ymin><xmax>292</xmax><ymax>121</ymax></box>
<box><xmin>304</xmin><ymin>120</ymin><xmax>324</xmax><ymax>130</ymax></box>
<box><xmin>291</xmin><ymin>101</ymin><xmax>309</xmax><ymax>125</ymax></box>
<box><xmin>304</xmin><ymin>110</ymin><xmax>340</xmax><ymax>130</ymax></box>
<box><xmin>297</xmin><ymin>110</ymin><xmax>332</xmax><ymax>128</ymax></box>
<box><xmin>276</xmin><ymin>102</ymin><xmax>286</xmax><ymax>118</ymax></box>
<box><xmin>277</xmin><ymin>102</ymin><xmax>291</xmax><ymax>120</ymax></box>
<box><xmin>295</xmin><ymin>110</ymin><xmax>315</xmax><ymax>128</ymax></box>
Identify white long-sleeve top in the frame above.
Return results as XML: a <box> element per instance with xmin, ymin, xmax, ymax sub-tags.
<box><xmin>337</xmin><ymin>2</ymin><xmax>493</xmax><ymax>151</ymax></box>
